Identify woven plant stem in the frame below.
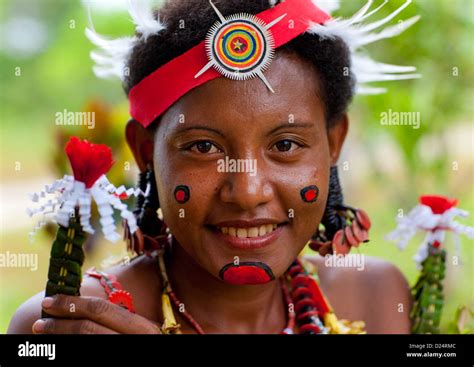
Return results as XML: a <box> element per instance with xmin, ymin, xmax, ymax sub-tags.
<box><xmin>410</xmin><ymin>243</ymin><xmax>446</xmax><ymax>334</ymax></box>
<box><xmin>42</xmin><ymin>210</ymin><xmax>87</xmax><ymax>318</ymax></box>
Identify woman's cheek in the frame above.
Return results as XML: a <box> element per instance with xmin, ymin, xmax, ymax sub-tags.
<box><xmin>287</xmin><ymin>168</ymin><xmax>328</xmax><ymax>246</ymax></box>
<box><xmin>156</xmin><ymin>168</ymin><xmax>213</xmax><ymax>236</ymax></box>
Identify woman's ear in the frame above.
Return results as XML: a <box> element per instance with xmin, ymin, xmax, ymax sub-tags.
<box><xmin>327</xmin><ymin>113</ymin><xmax>349</xmax><ymax>166</ymax></box>
<box><xmin>125</xmin><ymin>119</ymin><xmax>155</xmax><ymax>172</ymax></box>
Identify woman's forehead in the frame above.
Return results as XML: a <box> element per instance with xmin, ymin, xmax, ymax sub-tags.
<box><xmin>160</xmin><ymin>51</ymin><xmax>324</xmax><ymax>131</ymax></box>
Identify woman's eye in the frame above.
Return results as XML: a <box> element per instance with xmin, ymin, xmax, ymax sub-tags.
<box><xmin>189</xmin><ymin>141</ymin><xmax>221</xmax><ymax>154</ymax></box>
<box><xmin>272</xmin><ymin>139</ymin><xmax>300</xmax><ymax>152</ymax></box>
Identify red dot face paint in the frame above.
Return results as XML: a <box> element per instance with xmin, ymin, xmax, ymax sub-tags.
<box><xmin>174</xmin><ymin>185</ymin><xmax>190</xmax><ymax>204</ymax></box>
<box><xmin>300</xmin><ymin>185</ymin><xmax>319</xmax><ymax>203</ymax></box>
<box><xmin>219</xmin><ymin>262</ymin><xmax>275</xmax><ymax>285</ymax></box>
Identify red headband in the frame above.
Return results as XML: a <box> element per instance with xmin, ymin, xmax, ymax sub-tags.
<box><xmin>129</xmin><ymin>0</ymin><xmax>331</xmax><ymax>127</ymax></box>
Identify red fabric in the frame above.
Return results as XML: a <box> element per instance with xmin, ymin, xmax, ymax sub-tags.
<box><xmin>65</xmin><ymin>136</ymin><xmax>114</xmax><ymax>188</ymax></box>
<box><xmin>222</xmin><ymin>265</ymin><xmax>272</xmax><ymax>285</ymax></box>
<box><xmin>420</xmin><ymin>195</ymin><xmax>458</xmax><ymax>214</ymax></box>
<box><xmin>129</xmin><ymin>0</ymin><xmax>331</xmax><ymax>127</ymax></box>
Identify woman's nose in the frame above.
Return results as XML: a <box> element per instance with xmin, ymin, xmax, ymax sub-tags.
<box><xmin>218</xmin><ymin>158</ymin><xmax>274</xmax><ymax>211</ymax></box>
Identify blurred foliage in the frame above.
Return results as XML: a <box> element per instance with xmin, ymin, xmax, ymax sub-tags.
<box><xmin>447</xmin><ymin>305</ymin><xmax>474</xmax><ymax>334</ymax></box>
<box><xmin>0</xmin><ymin>0</ymin><xmax>472</xmax><ymax>334</ymax></box>
<box><xmin>342</xmin><ymin>0</ymin><xmax>474</xmax><ymax>200</ymax></box>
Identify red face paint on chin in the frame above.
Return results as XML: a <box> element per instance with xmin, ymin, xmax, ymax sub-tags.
<box><xmin>219</xmin><ymin>262</ymin><xmax>275</xmax><ymax>285</ymax></box>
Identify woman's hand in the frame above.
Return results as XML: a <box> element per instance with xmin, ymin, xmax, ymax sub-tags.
<box><xmin>32</xmin><ymin>295</ymin><xmax>161</xmax><ymax>334</ymax></box>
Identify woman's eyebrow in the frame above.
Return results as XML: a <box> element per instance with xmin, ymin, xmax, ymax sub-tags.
<box><xmin>266</xmin><ymin>122</ymin><xmax>315</xmax><ymax>136</ymax></box>
<box><xmin>173</xmin><ymin>125</ymin><xmax>225</xmax><ymax>138</ymax></box>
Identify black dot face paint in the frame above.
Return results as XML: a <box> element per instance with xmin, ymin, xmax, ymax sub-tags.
<box><xmin>300</xmin><ymin>185</ymin><xmax>319</xmax><ymax>203</ymax></box>
<box><xmin>174</xmin><ymin>185</ymin><xmax>190</xmax><ymax>204</ymax></box>
<box><xmin>219</xmin><ymin>262</ymin><xmax>275</xmax><ymax>285</ymax></box>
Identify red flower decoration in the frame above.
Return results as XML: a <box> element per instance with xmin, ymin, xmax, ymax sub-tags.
<box><xmin>65</xmin><ymin>136</ymin><xmax>114</xmax><ymax>188</ymax></box>
<box><xmin>419</xmin><ymin>195</ymin><xmax>458</xmax><ymax>215</ymax></box>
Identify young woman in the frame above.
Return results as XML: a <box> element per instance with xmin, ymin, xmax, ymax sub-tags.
<box><xmin>8</xmin><ymin>0</ymin><xmax>418</xmax><ymax>334</ymax></box>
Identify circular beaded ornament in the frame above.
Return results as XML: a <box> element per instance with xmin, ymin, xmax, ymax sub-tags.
<box><xmin>206</xmin><ymin>13</ymin><xmax>274</xmax><ymax>81</ymax></box>
<box><xmin>194</xmin><ymin>1</ymin><xmax>287</xmax><ymax>93</ymax></box>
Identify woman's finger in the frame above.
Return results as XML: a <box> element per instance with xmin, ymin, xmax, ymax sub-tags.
<box><xmin>41</xmin><ymin>295</ymin><xmax>160</xmax><ymax>334</ymax></box>
<box><xmin>32</xmin><ymin>318</ymin><xmax>118</xmax><ymax>334</ymax></box>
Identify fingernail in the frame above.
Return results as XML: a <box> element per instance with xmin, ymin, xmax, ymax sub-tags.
<box><xmin>42</xmin><ymin>297</ymin><xmax>54</xmax><ymax>308</ymax></box>
<box><xmin>33</xmin><ymin>319</ymin><xmax>46</xmax><ymax>333</ymax></box>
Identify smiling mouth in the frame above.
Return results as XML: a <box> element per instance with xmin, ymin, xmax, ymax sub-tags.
<box><xmin>205</xmin><ymin>222</ymin><xmax>288</xmax><ymax>250</ymax></box>
<box><xmin>212</xmin><ymin>223</ymin><xmax>282</xmax><ymax>238</ymax></box>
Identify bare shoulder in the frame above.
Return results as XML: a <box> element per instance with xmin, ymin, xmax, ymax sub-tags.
<box><xmin>303</xmin><ymin>254</ymin><xmax>413</xmax><ymax>334</ymax></box>
<box><xmin>7</xmin><ymin>254</ymin><xmax>159</xmax><ymax>334</ymax></box>
<box><xmin>103</xmin><ymin>254</ymin><xmax>161</xmax><ymax>318</ymax></box>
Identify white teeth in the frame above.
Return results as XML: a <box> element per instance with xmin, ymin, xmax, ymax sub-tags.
<box><xmin>237</xmin><ymin>228</ymin><xmax>247</xmax><ymax>238</ymax></box>
<box><xmin>219</xmin><ymin>224</ymin><xmax>280</xmax><ymax>238</ymax></box>
<box><xmin>247</xmin><ymin>227</ymin><xmax>259</xmax><ymax>237</ymax></box>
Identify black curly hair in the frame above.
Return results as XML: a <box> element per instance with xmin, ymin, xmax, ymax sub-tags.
<box><xmin>124</xmin><ymin>0</ymin><xmax>355</xmax><ymax>127</ymax></box>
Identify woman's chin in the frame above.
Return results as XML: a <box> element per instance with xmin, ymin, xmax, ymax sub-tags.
<box><xmin>195</xmin><ymin>223</ymin><xmax>298</xmax><ymax>284</ymax></box>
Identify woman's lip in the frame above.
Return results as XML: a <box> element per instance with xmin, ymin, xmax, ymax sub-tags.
<box><xmin>212</xmin><ymin>219</ymin><xmax>283</xmax><ymax>228</ymax></box>
<box><xmin>208</xmin><ymin>224</ymin><xmax>286</xmax><ymax>250</ymax></box>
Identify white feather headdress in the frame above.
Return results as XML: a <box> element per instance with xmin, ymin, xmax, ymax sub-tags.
<box><xmin>86</xmin><ymin>0</ymin><xmax>420</xmax><ymax>94</ymax></box>
<box><xmin>85</xmin><ymin>0</ymin><xmax>166</xmax><ymax>81</ymax></box>
<box><xmin>308</xmin><ymin>0</ymin><xmax>420</xmax><ymax>94</ymax></box>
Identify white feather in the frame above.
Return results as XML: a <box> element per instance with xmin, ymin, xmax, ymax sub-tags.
<box><xmin>85</xmin><ymin>27</ymin><xmax>135</xmax><ymax>81</ymax></box>
<box><xmin>353</xmin><ymin>54</ymin><xmax>420</xmax><ymax>83</ymax></box>
<box><xmin>357</xmin><ymin>0</ymin><xmax>412</xmax><ymax>33</ymax></box>
<box><xmin>347</xmin><ymin>0</ymin><xmax>374</xmax><ymax>25</ymax></box>
<box><xmin>127</xmin><ymin>0</ymin><xmax>165</xmax><ymax>41</ymax></box>
<box><xmin>357</xmin><ymin>0</ymin><xmax>388</xmax><ymax>23</ymax></box>
<box><xmin>85</xmin><ymin>0</ymin><xmax>166</xmax><ymax>81</ymax></box>
<box><xmin>307</xmin><ymin>0</ymin><xmax>420</xmax><ymax>95</ymax></box>
<box><xmin>313</xmin><ymin>0</ymin><xmax>340</xmax><ymax>15</ymax></box>
<box><xmin>355</xmin><ymin>15</ymin><xmax>420</xmax><ymax>47</ymax></box>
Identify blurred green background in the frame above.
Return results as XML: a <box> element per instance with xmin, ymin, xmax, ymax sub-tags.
<box><xmin>0</xmin><ymin>0</ymin><xmax>473</xmax><ymax>333</ymax></box>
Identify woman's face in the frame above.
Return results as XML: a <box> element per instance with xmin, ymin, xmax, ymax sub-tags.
<box><xmin>150</xmin><ymin>51</ymin><xmax>347</xmax><ymax>284</ymax></box>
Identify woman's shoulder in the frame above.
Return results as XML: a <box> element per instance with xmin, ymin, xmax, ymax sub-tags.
<box><xmin>101</xmin><ymin>254</ymin><xmax>162</xmax><ymax>320</ymax></box>
<box><xmin>304</xmin><ymin>253</ymin><xmax>409</xmax><ymax>285</ymax></box>
<box><xmin>303</xmin><ymin>254</ymin><xmax>413</xmax><ymax>333</ymax></box>
<box><xmin>7</xmin><ymin>254</ymin><xmax>159</xmax><ymax>334</ymax></box>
